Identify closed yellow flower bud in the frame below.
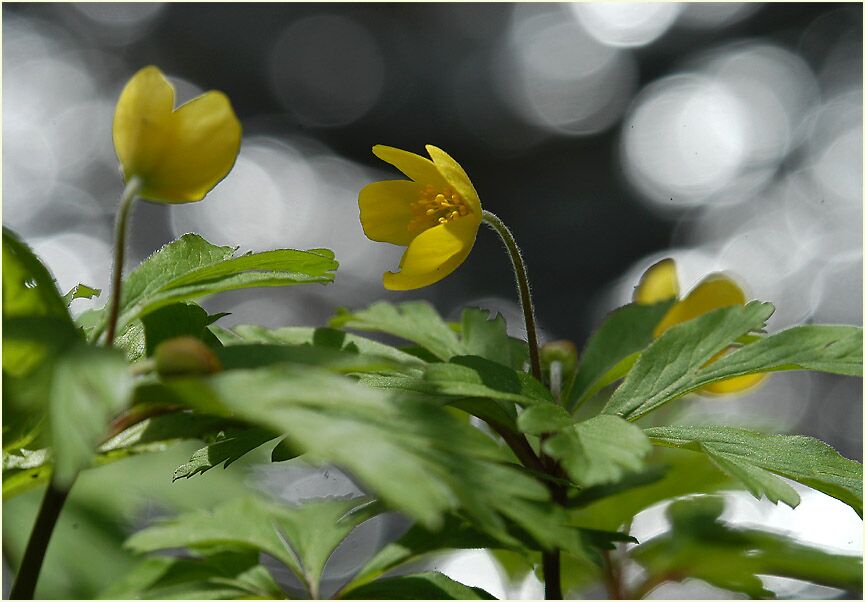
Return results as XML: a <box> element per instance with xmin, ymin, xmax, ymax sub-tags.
<box><xmin>112</xmin><ymin>66</ymin><xmax>242</xmax><ymax>204</ymax></box>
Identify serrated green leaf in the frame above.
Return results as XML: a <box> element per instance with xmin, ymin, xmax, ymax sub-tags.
<box><xmin>331</xmin><ymin>301</ymin><xmax>465</xmax><ymax>361</ymax></box>
<box><xmin>693</xmin><ymin>324</ymin><xmax>863</xmax><ymax>384</ymax></box>
<box><xmin>566</xmin><ymin>301</ymin><xmax>673</xmax><ymax>411</ymax></box>
<box><xmin>360</xmin><ymin>355</ymin><xmax>552</xmax><ymax>410</ymax></box>
<box><xmin>49</xmin><ymin>344</ymin><xmax>134</xmax><ymax>487</ymax></box>
<box><xmin>62</xmin><ymin>283</ymin><xmax>101</xmax><ymax>305</ymax></box>
<box><xmin>602</xmin><ymin>302</ymin><xmax>775</xmax><ymax>421</ymax></box>
<box><xmin>542</xmin><ymin>415</ymin><xmax>652</xmax><ymax>488</ymax></box>
<box><xmin>460</xmin><ymin>307</ymin><xmax>529</xmax><ymax>370</ymax></box>
<box><xmin>142</xmin><ymin>364</ymin><xmax>556</xmax><ymax>543</ymax></box>
<box><xmin>215</xmin><ymin>343</ymin><xmax>413</xmax><ymax>375</ymax></box>
<box><xmin>126</xmin><ymin>496</ymin><xmax>373</xmax><ymax>597</ymax></box>
<box><xmin>87</xmin><ymin>234</ymin><xmax>337</xmax><ymax>341</ymax></box>
<box><xmin>645</xmin><ymin>425</ymin><xmax>863</xmax><ymax>515</ymax></box>
<box><xmin>218</xmin><ymin>324</ymin><xmax>427</xmax><ymax>369</ymax></box>
<box><xmin>343</xmin><ymin>572</ymin><xmax>496</xmax><ymax>600</ymax></box>
<box><xmin>632</xmin><ymin>496</ymin><xmax>863</xmax><ymax>597</ymax></box>
<box><xmin>173</xmin><ymin>428</ymin><xmax>278</xmax><ymax>480</ymax></box>
<box><xmin>100</xmin><ymin>550</ymin><xmax>284</xmax><ymax>600</ymax></box>
<box><xmin>517</xmin><ymin>404</ymin><xmax>574</xmax><ymax>435</ymax></box>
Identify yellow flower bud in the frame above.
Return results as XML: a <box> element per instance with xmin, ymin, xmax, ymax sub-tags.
<box><xmin>112</xmin><ymin>66</ymin><xmax>242</xmax><ymax>204</ymax></box>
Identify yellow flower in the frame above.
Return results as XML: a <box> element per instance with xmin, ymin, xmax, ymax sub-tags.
<box><xmin>113</xmin><ymin>66</ymin><xmax>242</xmax><ymax>203</ymax></box>
<box><xmin>634</xmin><ymin>258</ymin><xmax>765</xmax><ymax>395</ymax></box>
<box><xmin>359</xmin><ymin>145</ymin><xmax>483</xmax><ymax>290</ymax></box>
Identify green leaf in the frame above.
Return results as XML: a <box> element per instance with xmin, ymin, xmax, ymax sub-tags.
<box><xmin>217</xmin><ymin>324</ymin><xmax>426</xmax><ymax>369</ymax></box>
<box><xmin>142</xmin><ymin>364</ymin><xmax>555</xmax><ymax>541</ymax></box>
<box><xmin>693</xmin><ymin>324</ymin><xmax>863</xmax><ymax>383</ymax></box>
<box><xmin>565</xmin><ymin>301</ymin><xmax>673</xmax><ymax>410</ymax></box>
<box><xmin>331</xmin><ymin>301</ymin><xmax>465</xmax><ymax>361</ymax></box>
<box><xmin>100</xmin><ymin>550</ymin><xmax>284</xmax><ymax>600</ymax></box>
<box><xmin>644</xmin><ymin>425</ymin><xmax>863</xmax><ymax>515</ymax></box>
<box><xmin>348</xmin><ymin>515</ymin><xmax>503</xmax><ymax>591</ymax></box>
<box><xmin>460</xmin><ymin>307</ymin><xmax>529</xmax><ymax>370</ymax></box>
<box><xmin>342</xmin><ymin>572</ymin><xmax>496</xmax><ymax>600</ymax></box>
<box><xmin>632</xmin><ymin>496</ymin><xmax>863</xmax><ymax>597</ymax></box>
<box><xmin>87</xmin><ymin>234</ymin><xmax>337</xmax><ymax>340</ymax></box>
<box><xmin>540</xmin><ymin>415</ymin><xmax>652</xmax><ymax>488</ymax></box>
<box><xmin>2</xmin><ymin>227</ymin><xmax>80</xmax><ymax>377</ymax></box>
<box><xmin>49</xmin><ymin>344</ymin><xmax>134</xmax><ymax>487</ymax></box>
<box><xmin>173</xmin><ymin>428</ymin><xmax>278</xmax><ymax>480</ymax></box>
<box><xmin>362</xmin><ymin>355</ymin><xmax>552</xmax><ymax>409</ymax></box>
<box><xmin>602</xmin><ymin>302</ymin><xmax>775</xmax><ymax>421</ymax></box>
<box><xmin>215</xmin><ymin>343</ymin><xmax>413</xmax><ymax>375</ymax></box>
<box><xmin>141</xmin><ymin>302</ymin><xmax>225</xmax><ymax>357</ymax></box>
<box><xmin>62</xmin><ymin>283</ymin><xmax>101</xmax><ymax>306</ymax></box>
<box><xmin>126</xmin><ymin>496</ymin><xmax>374</xmax><ymax>597</ymax></box>
<box><xmin>517</xmin><ymin>404</ymin><xmax>574</xmax><ymax>435</ymax></box>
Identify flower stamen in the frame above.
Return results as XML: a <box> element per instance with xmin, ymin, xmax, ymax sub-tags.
<box><xmin>408</xmin><ymin>186</ymin><xmax>470</xmax><ymax>232</ymax></box>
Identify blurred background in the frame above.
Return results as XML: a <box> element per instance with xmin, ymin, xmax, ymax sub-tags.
<box><xmin>3</xmin><ymin>3</ymin><xmax>862</xmax><ymax>599</ymax></box>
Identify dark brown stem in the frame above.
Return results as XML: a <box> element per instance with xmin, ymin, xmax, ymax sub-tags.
<box><xmin>9</xmin><ymin>485</ymin><xmax>70</xmax><ymax>599</ymax></box>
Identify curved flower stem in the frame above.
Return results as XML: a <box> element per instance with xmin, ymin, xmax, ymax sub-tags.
<box><xmin>11</xmin><ymin>178</ymin><xmax>142</xmax><ymax>599</ymax></box>
<box><xmin>105</xmin><ymin>176</ymin><xmax>142</xmax><ymax>346</ymax></box>
<box><xmin>481</xmin><ymin>210</ymin><xmax>542</xmax><ymax>381</ymax></box>
<box><xmin>482</xmin><ymin>210</ymin><xmax>566</xmax><ymax>599</ymax></box>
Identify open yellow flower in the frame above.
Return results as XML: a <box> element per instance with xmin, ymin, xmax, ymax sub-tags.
<box><xmin>634</xmin><ymin>258</ymin><xmax>765</xmax><ymax>395</ymax></box>
<box><xmin>113</xmin><ymin>66</ymin><xmax>242</xmax><ymax>203</ymax></box>
<box><xmin>359</xmin><ymin>145</ymin><xmax>483</xmax><ymax>290</ymax></box>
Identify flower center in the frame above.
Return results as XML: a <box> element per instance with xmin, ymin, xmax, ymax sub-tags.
<box><xmin>408</xmin><ymin>184</ymin><xmax>470</xmax><ymax>232</ymax></box>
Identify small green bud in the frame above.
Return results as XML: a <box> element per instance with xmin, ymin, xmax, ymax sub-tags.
<box><xmin>154</xmin><ymin>336</ymin><xmax>222</xmax><ymax>377</ymax></box>
<box><xmin>540</xmin><ymin>340</ymin><xmax>578</xmax><ymax>375</ymax></box>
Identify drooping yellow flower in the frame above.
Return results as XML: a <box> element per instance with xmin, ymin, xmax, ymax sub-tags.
<box><xmin>359</xmin><ymin>145</ymin><xmax>483</xmax><ymax>290</ymax></box>
<box><xmin>113</xmin><ymin>66</ymin><xmax>242</xmax><ymax>203</ymax></box>
<box><xmin>634</xmin><ymin>258</ymin><xmax>765</xmax><ymax>395</ymax></box>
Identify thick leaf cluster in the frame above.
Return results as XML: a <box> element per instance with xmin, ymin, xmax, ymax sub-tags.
<box><xmin>4</xmin><ymin>226</ymin><xmax>862</xmax><ymax>599</ymax></box>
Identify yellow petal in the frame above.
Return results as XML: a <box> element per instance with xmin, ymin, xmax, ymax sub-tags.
<box><xmin>634</xmin><ymin>258</ymin><xmax>679</xmax><ymax>304</ymax></box>
<box><xmin>113</xmin><ymin>66</ymin><xmax>175</xmax><ymax>181</ymax></box>
<box><xmin>359</xmin><ymin>180</ymin><xmax>423</xmax><ymax>246</ymax></box>
<box><xmin>700</xmin><ymin>372</ymin><xmax>766</xmax><ymax>395</ymax></box>
<box><xmin>372</xmin><ymin>145</ymin><xmax>448</xmax><ymax>188</ymax></box>
<box><xmin>654</xmin><ymin>273</ymin><xmax>746</xmax><ymax>337</ymax></box>
<box><xmin>140</xmin><ymin>90</ymin><xmax>242</xmax><ymax>203</ymax></box>
<box><xmin>383</xmin><ymin>214</ymin><xmax>480</xmax><ymax>290</ymax></box>
<box><xmin>425</xmin><ymin>145</ymin><xmax>482</xmax><ymax>215</ymax></box>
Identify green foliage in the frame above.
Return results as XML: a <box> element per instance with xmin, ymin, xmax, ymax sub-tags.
<box><xmin>173</xmin><ymin>428</ymin><xmax>279</xmax><ymax>480</ymax></box>
<box><xmin>2</xmin><ymin>227</ymin><xmax>80</xmax><ymax>378</ymax></box>
<box><xmin>125</xmin><ymin>496</ymin><xmax>377</xmax><ymax>597</ymax></box>
<box><xmin>343</xmin><ymin>572</ymin><xmax>496</xmax><ymax>600</ymax></box>
<box><xmin>4</xmin><ymin>220</ymin><xmax>862</xmax><ymax>601</ymax></box>
<box><xmin>62</xmin><ymin>283</ymin><xmax>101</xmax><ymax>305</ymax></box>
<box><xmin>645</xmin><ymin>425</ymin><xmax>863</xmax><ymax>515</ymax></box>
<box><xmin>519</xmin><ymin>411</ymin><xmax>652</xmax><ymax>488</ymax></box>
<box><xmin>101</xmin><ymin>550</ymin><xmax>285</xmax><ymax>600</ymax></box>
<box><xmin>565</xmin><ymin>300</ymin><xmax>673</xmax><ymax>410</ymax></box>
<box><xmin>48</xmin><ymin>344</ymin><xmax>134</xmax><ymax>487</ymax></box>
<box><xmin>602</xmin><ymin>302</ymin><xmax>776</xmax><ymax>420</ymax></box>
<box><xmin>81</xmin><ymin>234</ymin><xmax>337</xmax><ymax>342</ymax></box>
<box><xmin>631</xmin><ymin>496</ymin><xmax>863</xmax><ymax>597</ymax></box>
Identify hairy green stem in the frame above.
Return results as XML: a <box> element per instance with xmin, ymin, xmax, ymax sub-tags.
<box><xmin>481</xmin><ymin>210</ymin><xmax>542</xmax><ymax>381</ymax></box>
<box><xmin>482</xmin><ymin>210</ymin><xmax>566</xmax><ymax>599</ymax></box>
<box><xmin>11</xmin><ymin>178</ymin><xmax>142</xmax><ymax>599</ymax></box>
<box><xmin>105</xmin><ymin>176</ymin><xmax>142</xmax><ymax>346</ymax></box>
